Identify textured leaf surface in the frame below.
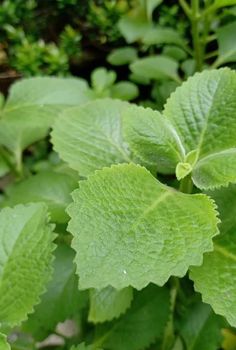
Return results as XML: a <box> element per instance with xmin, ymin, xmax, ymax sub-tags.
<box><xmin>89</xmin><ymin>286</ymin><xmax>133</xmax><ymax>323</ymax></box>
<box><xmin>95</xmin><ymin>284</ymin><xmax>169</xmax><ymax>350</ymax></box>
<box><xmin>180</xmin><ymin>302</ymin><xmax>225</xmax><ymax>350</ymax></box>
<box><xmin>0</xmin><ymin>77</ymin><xmax>93</xmax><ymax>154</ymax></box>
<box><xmin>23</xmin><ymin>243</ymin><xmax>88</xmax><ymax>340</ymax></box>
<box><xmin>0</xmin><ymin>333</ymin><xmax>10</xmax><ymax>350</ymax></box>
<box><xmin>122</xmin><ymin>104</ymin><xmax>184</xmax><ymax>173</ymax></box>
<box><xmin>130</xmin><ymin>56</ymin><xmax>179</xmax><ymax>82</ymax></box>
<box><xmin>3</xmin><ymin>170</ymin><xmax>77</xmax><ymax>223</ymax></box>
<box><xmin>0</xmin><ymin>203</ymin><xmax>55</xmax><ymax>326</ymax></box>
<box><xmin>51</xmin><ymin>99</ymin><xmax>131</xmax><ymax>176</ymax></box>
<box><xmin>190</xmin><ymin>233</ymin><xmax>236</xmax><ymax>327</ymax></box>
<box><xmin>68</xmin><ymin>163</ymin><xmax>219</xmax><ymax>290</ymax></box>
<box><xmin>164</xmin><ymin>68</ymin><xmax>236</xmax><ymax>189</ymax></box>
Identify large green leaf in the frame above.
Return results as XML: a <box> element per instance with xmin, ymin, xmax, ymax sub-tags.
<box><xmin>67</xmin><ymin>163</ymin><xmax>219</xmax><ymax>290</ymax></box>
<box><xmin>3</xmin><ymin>170</ymin><xmax>77</xmax><ymax>223</ymax></box>
<box><xmin>130</xmin><ymin>56</ymin><xmax>180</xmax><ymax>82</ymax></box>
<box><xmin>163</xmin><ymin>68</ymin><xmax>236</xmax><ymax>189</ymax></box>
<box><xmin>95</xmin><ymin>284</ymin><xmax>169</xmax><ymax>350</ymax></box>
<box><xmin>0</xmin><ymin>77</ymin><xmax>93</xmax><ymax>156</ymax></box>
<box><xmin>51</xmin><ymin>99</ymin><xmax>131</xmax><ymax>177</ymax></box>
<box><xmin>179</xmin><ymin>302</ymin><xmax>225</xmax><ymax>350</ymax></box>
<box><xmin>215</xmin><ymin>22</ymin><xmax>236</xmax><ymax>67</ymax></box>
<box><xmin>190</xmin><ymin>232</ymin><xmax>236</xmax><ymax>327</ymax></box>
<box><xmin>23</xmin><ymin>243</ymin><xmax>88</xmax><ymax>340</ymax></box>
<box><xmin>122</xmin><ymin>104</ymin><xmax>185</xmax><ymax>174</ymax></box>
<box><xmin>89</xmin><ymin>286</ymin><xmax>133</xmax><ymax>323</ymax></box>
<box><xmin>0</xmin><ymin>333</ymin><xmax>10</xmax><ymax>350</ymax></box>
<box><xmin>0</xmin><ymin>203</ymin><xmax>55</xmax><ymax>327</ymax></box>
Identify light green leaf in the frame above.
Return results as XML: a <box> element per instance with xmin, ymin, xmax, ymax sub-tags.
<box><xmin>190</xmin><ymin>233</ymin><xmax>236</xmax><ymax>327</ymax></box>
<box><xmin>118</xmin><ymin>16</ymin><xmax>152</xmax><ymax>43</ymax></box>
<box><xmin>0</xmin><ymin>77</ymin><xmax>93</xmax><ymax>155</ymax></box>
<box><xmin>0</xmin><ymin>155</ymin><xmax>10</xmax><ymax>177</ymax></box>
<box><xmin>130</xmin><ymin>56</ymin><xmax>180</xmax><ymax>83</ymax></box>
<box><xmin>23</xmin><ymin>243</ymin><xmax>88</xmax><ymax>340</ymax></box>
<box><xmin>68</xmin><ymin>163</ymin><xmax>219</xmax><ymax>290</ymax></box>
<box><xmin>122</xmin><ymin>105</ymin><xmax>184</xmax><ymax>174</ymax></box>
<box><xmin>215</xmin><ymin>22</ymin><xmax>236</xmax><ymax>66</ymax></box>
<box><xmin>3</xmin><ymin>170</ymin><xmax>77</xmax><ymax>223</ymax></box>
<box><xmin>206</xmin><ymin>184</ymin><xmax>236</xmax><ymax>235</ymax></box>
<box><xmin>164</xmin><ymin>68</ymin><xmax>236</xmax><ymax>189</ymax></box>
<box><xmin>213</xmin><ymin>0</ymin><xmax>236</xmax><ymax>9</ymax></box>
<box><xmin>176</xmin><ymin>162</ymin><xmax>192</xmax><ymax>180</ymax></box>
<box><xmin>89</xmin><ymin>286</ymin><xmax>133</xmax><ymax>323</ymax></box>
<box><xmin>180</xmin><ymin>302</ymin><xmax>225</xmax><ymax>350</ymax></box>
<box><xmin>51</xmin><ymin>99</ymin><xmax>131</xmax><ymax>177</ymax></box>
<box><xmin>143</xmin><ymin>27</ymin><xmax>185</xmax><ymax>47</ymax></box>
<box><xmin>0</xmin><ymin>333</ymin><xmax>10</xmax><ymax>350</ymax></box>
<box><xmin>91</xmin><ymin>68</ymin><xmax>116</xmax><ymax>94</ymax></box>
<box><xmin>107</xmin><ymin>47</ymin><xmax>138</xmax><ymax>66</ymax></box>
<box><xmin>163</xmin><ymin>46</ymin><xmax>187</xmax><ymax>61</ymax></box>
<box><xmin>0</xmin><ymin>203</ymin><xmax>55</xmax><ymax>327</ymax></box>
<box><xmin>110</xmin><ymin>81</ymin><xmax>139</xmax><ymax>101</ymax></box>
<box><xmin>95</xmin><ymin>284</ymin><xmax>169</xmax><ymax>350</ymax></box>
<box><xmin>145</xmin><ymin>0</ymin><xmax>163</xmax><ymax>20</ymax></box>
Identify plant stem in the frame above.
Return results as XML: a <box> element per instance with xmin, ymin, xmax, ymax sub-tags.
<box><xmin>179</xmin><ymin>174</ymin><xmax>193</xmax><ymax>194</ymax></box>
<box><xmin>179</xmin><ymin>0</ymin><xmax>192</xmax><ymax>18</ymax></box>
<box><xmin>191</xmin><ymin>0</ymin><xmax>203</xmax><ymax>71</ymax></box>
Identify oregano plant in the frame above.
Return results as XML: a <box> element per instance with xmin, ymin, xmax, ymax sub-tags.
<box><xmin>0</xmin><ymin>68</ymin><xmax>236</xmax><ymax>349</ymax></box>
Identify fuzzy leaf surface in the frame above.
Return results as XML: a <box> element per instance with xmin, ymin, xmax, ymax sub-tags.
<box><xmin>51</xmin><ymin>99</ymin><xmax>131</xmax><ymax>176</ymax></box>
<box><xmin>164</xmin><ymin>68</ymin><xmax>236</xmax><ymax>189</ymax></box>
<box><xmin>89</xmin><ymin>286</ymin><xmax>133</xmax><ymax>323</ymax></box>
<box><xmin>122</xmin><ymin>104</ymin><xmax>184</xmax><ymax>173</ymax></box>
<box><xmin>0</xmin><ymin>203</ymin><xmax>55</xmax><ymax>327</ymax></box>
<box><xmin>95</xmin><ymin>284</ymin><xmax>169</xmax><ymax>350</ymax></box>
<box><xmin>3</xmin><ymin>170</ymin><xmax>77</xmax><ymax>223</ymax></box>
<box><xmin>0</xmin><ymin>77</ymin><xmax>93</xmax><ymax>154</ymax></box>
<box><xmin>190</xmin><ymin>233</ymin><xmax>236</xmax><ymax>327</ymax></box>
<box><xmin>68</xmin><ymin>163</ymin><xmax>219</xmax><ymax>290</ymax></box>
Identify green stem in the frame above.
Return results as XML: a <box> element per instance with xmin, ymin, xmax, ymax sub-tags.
<box><xmin>191</xmin><ymin>0</ymin><xmax>203</xmax><ymax>71</ymax></box>
<box><xmin>179</xmin><ymin>174</ymin><xmax>193</xmax><ymax>194</ymax></box>
<box><xmin>179</xmin><ymin>0</ymin><xmax>192</xmax><ymax>18</ymax></box>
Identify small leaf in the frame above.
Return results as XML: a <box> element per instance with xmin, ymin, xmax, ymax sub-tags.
<box><xmin>91</xmin><ymin>68</ymin><xmax>116</xmax><ymax>94</ymax></box>
<box><xmin>213</xmin><ymin>0</ymin><xmax>236</xmax><ymax>9</ymax></box>
<box><xmin>0</xmin><ymin>203</ymin><xmax>55</xmax><ymax>327</ymax></box>
<box><xmin>23</xmin><ymin>243</ymin><xmax>88</xmax><ymax>340</ymax></box>
<box><xmin>190</xmin><ymin>233</ymin><xmax>236</xmax><ymax>327</ymax></box>
<box><xmin>110</xmin><ymin>81</ymin><xmax>139</xmax><ymax>101</ymax></box>
<box><xmin>89</xmin><ymin>286</ymin><xmax>133</xmax><ymax>323</ymax></box>
<box><xmin>143</xmin><ymin>27</ymin><xmax>185</xmax><ymax>47</ymax></box>
<box><xmin>163</xmin><ymin>46</ymin><xmax>187</xmax><ymax>61</ymax></box>
<box><xmin>3</xmin><ymin>170</ymin><xmax>77</xmax><ymax>223</ymax></box>
<box><xmin>130</xmin><ymin>56</ymin><xmax>180</xmax><ymax>82</ymax></box>
<box><xmin>51</xmin><ymin>99</ymin><xmax>131</xmax><ymax>177</ymax></box>
<box><xmin>95</xmin><ymin>284</ymin><xmax>170</xmax><ymax>350</ymax></box>
<box><xmin>176</xmin><ymin>162</ymin><xmax>192</xmax><ymax>180</ymax></box>
<box><xmin>68</xmin><ymin>163</ymin><xmax>219</xmax><ymax>290</ymax></box>
<box><xmin>122</xmin><ymin>104</ymin><xmax>184</xmax><ymax>174</ymax></box>
<box><xmin>0</xmin><ymin>333</ymin><xmax>10</xmax><ymax>350</ymax></box>
<box><xmin>107</xmin><ymin>47</ymin><xmax>138</xmax><ymax>66</ymax></box>
<box><xmin>118</xmin><ymin>15</ymin><xmax>152</xmax><ymax>43</ymax></box>
<box><xmin>0</xmin><ymin>77</ymin><xmax>93</xmax><ymax>155</ymax></box>
<box><xmin>216</xmin><ymin>22</ymin><xmax>236</xmax><ymax>66</ymax></box>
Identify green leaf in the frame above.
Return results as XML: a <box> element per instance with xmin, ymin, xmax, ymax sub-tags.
<box><xmin>143</xmin><ymin>27</ymin><xmax>185</xmax><ymax>47</ymax></box>
<box><xmin>3</xmin><ymin>170</ymin><xmax>77</xmax><ymax>223</ymax></box>
<box><xmin>51</xmin><ymin>99</ymin><xmax>131</xmax><ymax>177</ymax></box>
<box><xmin>163</xmin><ymin>68</ymin><xmax>236</xmax><ymax>189</ymax></box>
<box><xmin>180</xmin><ymin>302</ymin><xmax>225</xmax><ymax>350</ymax></box>
<box><xmin>67</xmin><ymin>163</ymin><xmax>219</xmax><ymax>290</ymax></box>
<box><xmin>110</xmin><ymin>81</ymin><xmax>139</xmax><ymax>101</ymax></box>
<box><xmin>0</xmin><ymin>77</ymin><xmax>93</xmax><ymax>155</ymax></box>
<box><xmin>107</xmin><ymin>47</ymin><xmax>138</xmax><ymax>66</ymax></box>
<box><xmin>0</xmin><ymin>333</ymin><xmax>10</xmax><ymax>350</ymax></box>
<box><xmin>91</xmin><ymin>68</ymin><xmax>116</xmax><ymax>94</ymax></box>
<box><xmin>0</xmin><ymin>154</ymin><xmax>10</xmax><ymax>177</ymax></box>
<box><xmin>70</xmin><ymin>344</ymin><xmax>95</xmax><ymax>350</ymax></box>
<box><xmin>122</xmin><ymin>105</ymin><xmax>184</xmax><ymax>174</ymax></box>
<box><xmin>118</xmin><ymin>16</ymin><xmax>152</xmax><ymax>43</ymax></box>
<box><xmin>130</xmin><ymin>56</ymin><xmax>180</xmax><ymax>83</ymax></box>
<box><xmin>206</xmin><ymin>184</ymin><xmax>236</xmax><ymax>235</ymax></box>
<box><xmin>176</xmin><ymin>162</ymin><xmax>192</xmax><ymax>180</ymax></box>
<box><xmin>213</xmin><ymin>0</ymin><xmax>236</xmax><ymax>9</ymax></box>
<box><xmin>190</xmin><ymin>232</ymin><xmax>236</xmax><ymax>327</ymax></box>
<box><xmin>23</xmin><ymin>243</ymin><xmax>88</xmax><ymax>340</ymax></box>
<box><xmin>89</xmin><ymin>287</ymin><xmax>133</xmax><ymax>323</ymax></box>
<box><xmin>95</xmin><ymin>284</ymin><xmax>169</xmax><ymax>350</ymax></box>
<box><xmin>215</xmin><ymin>22</ymin><xmax>236</xmax><ymax>66</ymax></box>
<box><xmin>162</xmin><ymin>46</ymin><xmax>187</xmax><ymax>61</ymax></box>
<box><xmin>0</xmin><ymin>203</ymin><xmax>55</xmax><ymax>327</ymax></box>
<box><xmin>145</xmin><ymin>0</ymin><xmax>163</xmax><ymax>20</ymax></box>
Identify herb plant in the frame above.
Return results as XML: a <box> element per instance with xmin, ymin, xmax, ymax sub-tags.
<box><xmin>0</xmin><ymin>66</ymin><xmax>236</xmax><ymax>349</ymax></box>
